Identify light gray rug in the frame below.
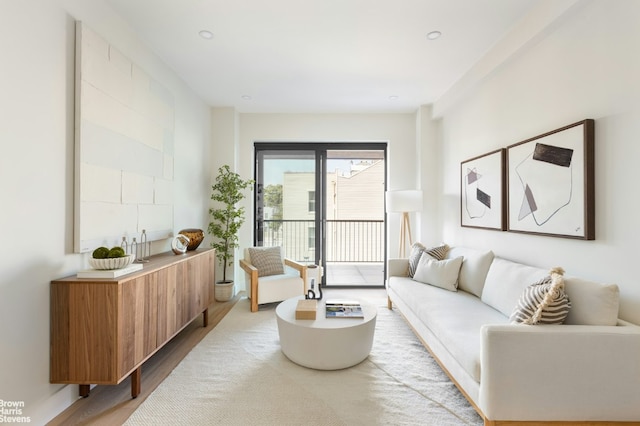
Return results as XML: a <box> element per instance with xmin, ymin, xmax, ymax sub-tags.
<box><xmin>125</xmin><ymin>292</ymin><xmax>482</xmax><ymax>426</ymax></box>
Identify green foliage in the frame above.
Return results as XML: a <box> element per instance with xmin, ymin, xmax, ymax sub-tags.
<box><xmin>264</xmin><ymin>184</ymin><xmax>283</xmax><ymax>232</ymax></box>
<box><xmin>208</xmin><ymin>165</ymin><xmax>254</xmax><ymax>282</ymax></box>
<box><xmin>93</xmin><ymin>246</ymin><xmax>126</xmax><ymax>259</ymax></box>
<box><xmin>92</xmin><ymin>246</ymin><xmax>110</xmax><ymax>259</ymax></box>
<box><xmin>107</xmin><ymin>247</ymin><xmax>126</xmax><ymax>258</ymax></box>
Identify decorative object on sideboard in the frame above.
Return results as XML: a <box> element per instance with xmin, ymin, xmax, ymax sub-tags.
<box><xmin>131</xmin><ymin>237</ymin><xmax>138</xmax><ymax>259</ymax></box>
<box><xmin>121</xmin><ymin>236</ymin><xmax>129</xmax><ymax>254</ymax></box>
<box><xmin>89</xmin><ymin>246</ymin><xmax>134</xmax><ymax>270</ymax></box>
<box><xmin>135</xmin><ymin>229</ymin><xmax>150</xmax><ymax>262</ymax></box>
<box><xmin>171</xmin><ymin>234</ymin><xmax>190</xmax><ymax>255</ymax></box>
<box><xmin>89</xmin><ymin>254</ymin><xmax>135</xmax><ymax>270</ymax></box>
<box><xmin>179</xmin><ymin>228</ymin><xmax>204</xmax><ymax>250</ymax></box>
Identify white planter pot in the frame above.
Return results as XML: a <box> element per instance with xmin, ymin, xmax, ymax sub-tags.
<box><xmin>215</xmin><ymin>281</ymin><xmax>235</xmax><ymax>302</ymax></box>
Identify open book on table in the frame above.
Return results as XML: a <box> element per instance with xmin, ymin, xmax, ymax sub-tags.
<box><xmin>325</xmin><ymin>300</ymin><xmax>364</xmax><ymax>318</ymax></box>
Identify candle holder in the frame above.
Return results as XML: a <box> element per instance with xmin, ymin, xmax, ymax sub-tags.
<box><xmin>305</xmin><ymin>265</ymin><xmax>323</xmax><ymax>300</ymax></box>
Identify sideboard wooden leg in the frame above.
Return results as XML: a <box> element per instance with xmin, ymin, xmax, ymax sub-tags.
<box><xmin>79</xmin><ymin>384</ymin><xmax>90</xmax><ymax>398</ymax></box>
<box><xmin>202</xmin><ymin>308</ymin><xmax>209</xmax><ymax>327</ymax></box>
<box><xmin>131</xmin><ymin>367</ymin><xmax>141</xmax><ymax>398</ymax></box>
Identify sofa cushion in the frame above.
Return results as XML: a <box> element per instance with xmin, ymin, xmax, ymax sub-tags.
<box><xmin>388</xmin><ymin>276</ymin><xmax>509</xmax><ymax>382</ymax></box>
<box><xmin>408</xmin><ymin>242</ymin><xmax>449</xmax><ymax>277</ymax></box>
<box><xmin>248</xmin><ymin>246</ymin><xmax>285</xmax><ymax>277</ymax></box>
<box><xmin>510</xmin><ymin>269</ymin><xmax>571</xmax><ymax>324</ymax></box>
<box><xmin>413</xmin><ymin>254</ymin><xmax>463</xmax><ymax>291</ymax></box>
<box><xmin>564</xmin><ymin>277</ymin><xmax>619</xmax><ymax>325</ymax></box>
<box><xmin>447</xmin><ymin>246</ymin><xmax>494</xmax><ymax>298</ymax></box>
<box><xmin>481</xmin><ymin>258</ymin><xmax>548</xmax><ymax>317</ymax></box>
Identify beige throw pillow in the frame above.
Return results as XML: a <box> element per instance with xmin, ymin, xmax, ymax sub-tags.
<box><xmin>248</xmin><ymin>246</ymin><xmax>284</xmax><ymax>277</ymax></box>
<box><xmin>412</xmin><ymin>254</ymin><xmax>463</xmax><ymax>292</ymax></box>
<box><xmin>563</xmin><ymin>277</ymin><xmax>619</xmax><ymax>325</ymax></box>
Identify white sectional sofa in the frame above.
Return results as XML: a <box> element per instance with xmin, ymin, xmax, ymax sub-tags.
<box><xmin>386</xmin><ymin>246</ymin><xmax>640</xmax><ymax>425</ymax></box>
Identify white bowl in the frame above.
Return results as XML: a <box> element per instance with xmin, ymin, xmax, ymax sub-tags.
<box><xmin>89</xmin><ymin>254</ymin><xmax>135</xmax><ymax>270</ymax></box>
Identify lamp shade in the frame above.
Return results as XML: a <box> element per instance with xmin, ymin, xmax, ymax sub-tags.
<box><xmin>385</xmin><ymin>190</ymin><xmax>423</xmax><ymax>213</ymax></box>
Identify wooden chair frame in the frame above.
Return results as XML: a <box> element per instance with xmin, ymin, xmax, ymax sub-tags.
<box><xmin>239</xmin><ymin>257</ymin><xmax>307</xmax><ymax>312</ymax></box>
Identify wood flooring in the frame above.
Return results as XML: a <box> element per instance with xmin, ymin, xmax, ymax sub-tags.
<box><xmin>47</xmin><ymin>293</ymin><xmax>241</xmax><ymax>426</ymax></box>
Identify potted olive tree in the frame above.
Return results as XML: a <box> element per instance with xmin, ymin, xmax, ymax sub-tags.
<box><xmin>208</xmin><ymin>165</ymin><xmax>254</xmax><ymax>301</ymax></box>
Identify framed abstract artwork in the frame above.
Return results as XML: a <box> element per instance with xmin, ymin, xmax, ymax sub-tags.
<box><xmin>461</xmin><ymin>148</ymin><xmax>506</xmax><ymax>231</ymax></box>
<box><xmin>506</xmin><ymin>119</ymin><xmax>595</xmax><ymax>239</ymax></box>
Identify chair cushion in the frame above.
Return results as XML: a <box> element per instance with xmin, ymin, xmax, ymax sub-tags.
<box><xmin>256</xmin><ymin>270</ymin><xmax>304</xmax><ymax>304</ymax></box>
<box><xmin>248</xmin><ymin>246</ymin><xmax>284</xmax><ymax>277</ymax></box>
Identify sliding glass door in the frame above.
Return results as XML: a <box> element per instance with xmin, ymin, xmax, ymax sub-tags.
<box><xmin>254</xmin><ymin>143</ymin><xmax>386</xmax><ymax>288</ymax></box>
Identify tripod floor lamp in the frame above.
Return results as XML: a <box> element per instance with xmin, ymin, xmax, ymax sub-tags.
<box><xmin>386</xmin><ymin>190</ymin><xmax>423</xmax><ymax>258</ymax></box>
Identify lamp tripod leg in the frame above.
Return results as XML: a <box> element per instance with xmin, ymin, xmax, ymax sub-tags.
<box><xmin>405</xmin><ymin>213</ymin><xmax>413</xmax><ymax>247</ymax></box>
<box><xmin>399</xmin><ymin>212</ymin><xmax>413</xmax><ymax>258</ymax></box>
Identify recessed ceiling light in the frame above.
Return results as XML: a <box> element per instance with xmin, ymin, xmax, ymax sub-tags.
<box><xmin>241</xmin><ymin>95</ymin><xmax>252</xmax><ymax>101</ymax></box>
<box><xmin>389</xmin><ymin>95</ymin><xmax>399</xmax><ymax>101</ymax></box>
<box><xmin>426</xmin><ymin>31</ymin><xmax>442</xmax><ymax>40</ymax></box>
<box><xmin>199</xmin><ymin>30</ymin><xmax>214</xmax><ymax>40</ymax></box>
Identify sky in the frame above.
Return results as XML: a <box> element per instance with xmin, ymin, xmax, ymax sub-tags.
<box><xmin>263</xmin><ymin>159</ymin><xmax>355</xmax><ymax>185</ymax></box>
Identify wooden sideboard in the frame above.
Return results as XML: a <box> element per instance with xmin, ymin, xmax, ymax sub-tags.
<box><xmin>50</xmin><ymin>249</ymin><xmax>215</xmax><ymax>398</ymax></box>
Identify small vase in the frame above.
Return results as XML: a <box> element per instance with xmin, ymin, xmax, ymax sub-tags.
<box><xmin>178</xmin><ymin>228</ymin><xmax>204</xmax><ymax>251</ymax></box>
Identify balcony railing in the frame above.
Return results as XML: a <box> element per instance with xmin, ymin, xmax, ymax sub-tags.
<box><xmin>262</xmin><ymin>219</ymin><xmax>384</xmax><ymax>263</ymax></box>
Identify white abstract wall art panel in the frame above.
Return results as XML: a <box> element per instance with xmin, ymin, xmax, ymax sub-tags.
<box><xmin>74</xmin><ymin>22</ymin><xmax>174</xmax><ymax>253</ymax></box>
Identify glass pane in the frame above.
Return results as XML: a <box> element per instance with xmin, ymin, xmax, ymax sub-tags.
<box><xmin>325</xmin><ymin>150</ymin><xmax>385</xmax><ymax>287</ymax></box>
<box><xmin>258</xmin><ymin>151</ymin><xmax>315</xmax><ymax>263</ymax></box>
<box><xmin>256</xmin><ymin>145</ymin><xmax>386</xmax><ymax>288</ymax></box>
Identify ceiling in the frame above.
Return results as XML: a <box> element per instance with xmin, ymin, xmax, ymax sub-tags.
<box><xmin>107</xmin><ymin>0</ymin><xmax>538</xmax><ymax>113</ymax></box>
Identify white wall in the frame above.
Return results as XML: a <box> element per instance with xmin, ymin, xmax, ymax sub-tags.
<box><xmin>417</xmin><ymin>105</ymin><xmax>441</xmax><ymax>247</ymax></box>
<box><xmin>433</xmin><ymin>0</ymin><xmax>640</xmax><ymax>324</ymax></box>
<box><xmin>217</xmin><ymin>113</ymin><xmax>419</xmax><ymax>288</ymax></box>
<box><xmin>0</xmin><ymin>1</ymin><xmax>211</xmax><ymax>423</ymax></box>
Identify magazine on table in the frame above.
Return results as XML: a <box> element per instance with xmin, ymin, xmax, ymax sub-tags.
<box><xmin>325</xmin><ymin>300</ymin><xmax>364</xmax><ymax>318</ymax></box>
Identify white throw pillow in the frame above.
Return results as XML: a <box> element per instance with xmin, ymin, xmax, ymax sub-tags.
<box><xmin>481</xmin><ymin>258</ymin><xmax>548</xmax><ymax>317</ymax></box>
<box><xmin>412</xmin><ymin>254</ymin><xmax>463</xmax><ymax>292</ymax></box>
<box><xmin>564</xmin><ymin>277</ymin><xmax>619</xmax><ymax>325</ymax></box>
<box><xmin>447</xmin><ymin>246</ymin><xmax>494</xmax><ymax>298</ymax></box>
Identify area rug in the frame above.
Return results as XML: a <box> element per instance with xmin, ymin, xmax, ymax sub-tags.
<box><xmin>124</xmin><ymin>293</ymin><xmax>483</xmax><ymax>426</ymax></box>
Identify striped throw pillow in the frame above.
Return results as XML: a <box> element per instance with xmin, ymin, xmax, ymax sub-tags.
<box><xmin>408</xmin><ymin>243</ymin><xmax>449</xmax><ymax>277</ymax></box>
<box><xmin>510</xmin><ymin>267</ymin><xmax>571</xmax><ymax>325</ymax></box>
<box><xmin>248</xmin><ymin>246</ymin><xmax>285</xmax><ymax>277</ymax></box>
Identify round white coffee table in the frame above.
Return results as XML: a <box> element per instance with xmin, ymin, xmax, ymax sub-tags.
<box><xmin>275</xmin><ymin>296</ymin><xmax>377</xmax><ymax>370</ymax></box>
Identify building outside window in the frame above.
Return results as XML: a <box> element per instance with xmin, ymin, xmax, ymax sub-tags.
<box><xmin>308</xmin><ymin>191</ymin><xmax>315</xmax><ymax>213</ymax></box>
